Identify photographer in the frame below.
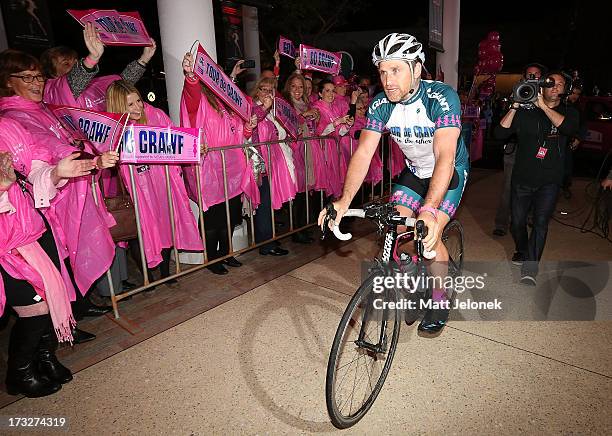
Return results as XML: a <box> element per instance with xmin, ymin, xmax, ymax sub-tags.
<box><xmin>493</xmin><ymin>63</ymin><xmax>546</xmax><ymax>236</ymax></box>
<box><xmin>494</xmin><ymin>72</ymin><xmax>579</xmax><ymax>286</ymax></box>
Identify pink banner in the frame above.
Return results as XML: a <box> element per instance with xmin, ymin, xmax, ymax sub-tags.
<box><xmin>278</xmin><ymin>36</ymin><xmax>297</xmax><ymax>59</ymax></box>
<box><xmin>298</xmin><ymin>44</ymin><xmax>342</xmax><ymax>75</ymax></box>
<box><xmin>68</xmin><ymin>9</ymin><xmax>152</xmax><ymax>46</ymax></box>
<box><xmin>49</xmin><ymin>105</ymin><xmax>125</xmax><ymax>153</ymax></box>
<box><xmin>274</xmin><ymin>97</ymin><xmax>299</xmax><ymax>139</ymax></box>
<box><xmin>193</xmin><ymin>44</ymin><xmax>251</xmax><ymax>122</ymax></box>
<box><xmin>120</xmin><ymin>125</ymin><xmax>201</xmax><ymax>164</ymax></box>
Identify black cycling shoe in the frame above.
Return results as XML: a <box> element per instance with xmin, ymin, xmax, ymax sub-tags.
<box><xmin>417</xmin><ymin>306</ymin><xmax>450</xmax><ymax>333</ymax></box>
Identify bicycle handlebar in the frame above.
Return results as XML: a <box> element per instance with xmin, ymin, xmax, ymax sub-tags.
<box><xmin>329</xmin><ymin>208</ymin><xmax>437</xmax><ymax>259</ymax></box>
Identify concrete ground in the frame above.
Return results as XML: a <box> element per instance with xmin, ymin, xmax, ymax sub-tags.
<box><xmin>1</xmin><ymin>169</ymin><xmax>611</xmax><ymax>435</ymax></box>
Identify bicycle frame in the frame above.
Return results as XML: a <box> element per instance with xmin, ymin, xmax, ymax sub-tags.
<box><xmin>354</xmin><ymin>216</ymin><xmax>425</xmax><ymax>355</ymax></box>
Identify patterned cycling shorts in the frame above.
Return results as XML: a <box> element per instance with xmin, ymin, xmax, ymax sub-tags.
<box><xmin>389</xmin><ymin>164</ymin><xmax>469</xmax><ymax>218</ymax></box>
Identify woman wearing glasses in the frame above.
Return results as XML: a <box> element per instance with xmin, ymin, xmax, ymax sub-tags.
<box><xmin>247</xmin><ymin>76</ymin><xmax>297</xmax><ymax>256</ymax></box>
<box><xmin>0</xmin><ymin>38</ymin><xmax>119</xmax><ymax>342</ymax></box>
<box><xmin>181</xmin><ymin>53</ymin><xmax>257</xmax><ymax>275</ymax></box>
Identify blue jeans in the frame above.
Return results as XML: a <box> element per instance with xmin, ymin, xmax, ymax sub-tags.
<box><xmin>511</xmin><ymin>182</ymin><xmax>560</xmax><ymax>276</ymax></box>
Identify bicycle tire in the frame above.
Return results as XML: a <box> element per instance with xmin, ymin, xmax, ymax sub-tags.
<box><xmin>325</xmin><ymin>272</ymin><xmax>401</xmax><ymax>429</ymax></box>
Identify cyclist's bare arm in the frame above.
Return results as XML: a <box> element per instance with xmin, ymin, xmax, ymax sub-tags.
<box><xmin>318</xmin><ymin>129</ymin><xmax>381</xmax><ymax>228</ymax></box>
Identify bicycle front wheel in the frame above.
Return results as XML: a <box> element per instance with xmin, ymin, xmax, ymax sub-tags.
<box><xmin>325</xmin><ymin>272</ymin><xmax>401</xmax><ymax>429</ymax></box>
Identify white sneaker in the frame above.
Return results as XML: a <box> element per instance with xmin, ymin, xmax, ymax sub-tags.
<box><xmin>520</xmin><ymin>274</ymin><xmax>536</xmax><ymax>286</ymax></box>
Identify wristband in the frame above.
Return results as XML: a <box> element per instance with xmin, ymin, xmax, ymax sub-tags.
<box><xmin>84</xmin><ymin>56</ymin><xmax>98</xmax><ymax>67</ymax></box>
<box><xmin>137</xmin><ymin>59</ymin><xmax>148</xmax><ymax>67</ymax></box>
<box><xmin>419</xmin><ymin>205</ymin><xmax>439</xmax><ymax>221</ymax></box>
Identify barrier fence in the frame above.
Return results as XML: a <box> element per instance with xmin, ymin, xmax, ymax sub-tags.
<box><xmin>95</xmin><ymin>133</ymin><xmax>397</xmax><ymax>318</ymax></box>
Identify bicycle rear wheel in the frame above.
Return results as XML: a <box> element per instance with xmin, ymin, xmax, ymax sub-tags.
<box><xmin>325</xmin><ymin>272</ymin><xmax>401</xmax><ymax>428</ymax></box>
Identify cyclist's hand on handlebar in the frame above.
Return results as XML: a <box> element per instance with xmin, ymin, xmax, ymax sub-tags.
<box><xmin>318</xmin><ymin>200</ymin><xmax>349</xmax><ymax>231</ymax></box>
<box><xmin>417</xmin><ymin>211</ymin><xmax>440</xmax><ymax>253</ymax></box>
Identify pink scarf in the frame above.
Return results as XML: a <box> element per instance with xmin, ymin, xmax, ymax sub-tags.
<box><xmin>17</xmin><ymin>243</ymin><xmax>75</xmax><ymax>342</ymax></box>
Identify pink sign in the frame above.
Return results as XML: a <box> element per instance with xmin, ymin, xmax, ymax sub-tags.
<box><xmin>298</xmin><ymin>44</ymin><xmax>342</xmax><ymax>75</ymax></box>
<box><xmin>278</xmin><ymin>36</ymin><xmax>297</xmax><ymax>59</ymax></box>
<box><xmin>274</xmin><ymin>97</ymin><xmax>299</xmax><ymax>139</ymax></box>
<box><xmin>120</xmin><ymin>125</ymin><xmax>201</xmax><ymax>164</ymax></box>
<box><xmin>49</xmin><ymin>105</ymin><xmax>125</xmax><ymax>153</ymax></box>
<box><xmin>68</xmin><ymin>9</ymin><xmax>152</xmax><ymax>46</ymax></box>
<box><xmin>193</xmin><ymin>44</ymin><xmax>251</xmax><ymax>122</ymax></box>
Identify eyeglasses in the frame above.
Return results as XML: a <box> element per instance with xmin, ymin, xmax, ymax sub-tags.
<box><xmin>258</xmin><ymin>87</ymin><xmax>273</xmax><ymax>93</ymax></box>
<box><xmin>9</xmin><ymin>74</ymin><xmax>45</xmax><ymax>83</ymax></box>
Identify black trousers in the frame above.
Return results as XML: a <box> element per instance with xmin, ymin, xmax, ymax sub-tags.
<box><xmin>511</xmin><ymin>182</ymin><xmax>560</xmax><ymax>275</ymax></box>
<box><xmin>203</xmin><ymin>196</ymin><xmax>242</xmax><ymax>260</ymax></box>
<box><xmin>0</xmin><ymin>227</ymin><xmax>60</xmax><ymax>307</ymax></box>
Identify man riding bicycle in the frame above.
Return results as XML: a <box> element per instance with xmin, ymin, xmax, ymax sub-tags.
<box><xmin>318</xmin><ymin>33</ymin><xmax>469</xmax><ymax>333</ymax></box>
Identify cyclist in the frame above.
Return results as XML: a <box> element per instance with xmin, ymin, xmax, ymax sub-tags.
<box><xmin>318</xmin><ymin>33</ymin><xmax>469</xmax><ymax>333</ymax></box>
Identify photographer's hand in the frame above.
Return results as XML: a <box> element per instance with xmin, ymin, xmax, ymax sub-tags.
<box><xmin>500</xmin><ymin>103</ymin><xmax>518</xmax><ymax>128</ymax></box>
<box><xmin>536</xmin><ymin>93</ymin><xmax>566</xmax><ymax>127</ymax></box>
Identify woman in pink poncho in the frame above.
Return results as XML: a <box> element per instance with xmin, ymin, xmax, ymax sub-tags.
<box><xmin>248</xmin><ymin>76</ymin><xmax>296</xmax><ymax>256</ymax></box>
<box><xmin>311</xmin><ymin>79</ymin><xmax>354</xmax><ymax>199</ymax></box>
<box><xmin>0</xmin><ymin>119</ymin><xmax>103</xmax><ymax>397</ymax></box>
<box><xmin>349</xmin><ymin>95</ymin><xmax>383</xmax><ymax>186</ymax></box>
<box><xmin>105</xmin><ymin>80</ymin><xmax>203</xmax><ymax>282</ymax></box>
<box><xmin>281</xmin><ymin>72</ymin><xmax>322</xmax><ymax>244</ymax></box>
<box><xmin>0</xmin><ymin>48</ymin><xmax>118</xmax><ymax>340</ymax></box>
<box><xmin>181</xmin><ymin>52</ymin><xmax>256</xmax><ymax>275</ymax></box>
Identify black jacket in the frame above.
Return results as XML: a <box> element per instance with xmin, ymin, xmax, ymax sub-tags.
<box><xmin>495</xmin><ymin>104</ymin><xmax>579</xmax><ymax>187</ymax></box>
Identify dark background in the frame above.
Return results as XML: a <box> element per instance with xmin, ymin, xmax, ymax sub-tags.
<box><xmin>4</xmin><ymin>0</ymin><xmax>610</xmax><ymax>93</ymax></box>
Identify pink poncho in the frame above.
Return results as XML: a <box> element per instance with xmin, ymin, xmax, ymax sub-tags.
<box><xmin>311</xmin><ymin>98</ymin><xmax>348</xmax><ymax>198</ymax></box>
<box><xmin>180</xmin><ymin>77</ymin><xmax>256</xmax><ymax>210</ymax></box>
<box><xmin>349</xmin><ymin>115</ymin><xmax>383</xmax><ymax>184</ymax></box>
<box><xmin>251</xmin><ymin>103</ymin><xmax>297</xmax><ymax>210</ymax></box>
<box><xmin>0</xmin><ymin>96</ymin><xmax>115</xmax><ymax>295</ymax></box>
<box><xmin>118</xmin><ymin>104</ymin><xmax>203</xmax><ymax>268</ymax></box>
<box><xmin>44</xmin><ymin>74</ymin><xmax>123</xmax><ymax>197</ymax></box>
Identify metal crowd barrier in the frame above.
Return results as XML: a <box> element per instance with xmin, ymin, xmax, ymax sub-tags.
<box><xmin>94</xmin><ymin>133</ymin><xmax>396</xmax><ymax>318</ymax></box>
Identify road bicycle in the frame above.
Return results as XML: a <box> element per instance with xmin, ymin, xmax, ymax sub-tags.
<box><xmin>322</xmin><ymin>202</ymin><xmax>464</xmax><ymax>429</ymax></box>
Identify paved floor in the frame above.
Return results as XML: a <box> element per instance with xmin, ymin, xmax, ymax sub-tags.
<box><xmin>1</xmin><ymin>169</ymin><xmax>611</xmax><ymax>434</ymax></box>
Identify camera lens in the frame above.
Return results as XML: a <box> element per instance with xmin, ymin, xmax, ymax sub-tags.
<box><xmin>518</xmin><ymin>85</ymin><xmax>533</xmax><ymax>100</ymax></box>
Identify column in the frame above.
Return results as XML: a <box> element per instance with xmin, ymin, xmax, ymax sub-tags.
<box><xmin>156</xmin><ymin>0</ymin><xmax>217</xmax><ymax>123</ymax></box>
<box><xmin>436</xmin><ymin>0</ymin><xmax>460</xmax><ymax>89</ymax></box>
<box><xmin>241</xmin><ymin>5</ymin><xmax>261</xmax><ymax>93</ymax></box>
<box><xmin>0</xmin><ymin>7</ymin><xmax>9</xmax><ymax>51</ymax></box>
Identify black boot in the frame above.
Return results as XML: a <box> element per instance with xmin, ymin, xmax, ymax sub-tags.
<box><xmin>5</xmin><ymin>315</ymin><xmax>61</xmax><ymax>397</ymax></box>
<box><xmin>159</xmin><ymin>248</ymin><xmax>177</xmax><ymax>285</ymax></box>
<box><xmin>37</xmin><ymin>321</ymin><xmax>73</xmax><ymax>384</ymax></box>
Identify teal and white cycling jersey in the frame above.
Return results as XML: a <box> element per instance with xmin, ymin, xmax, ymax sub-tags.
<box><xmin>364</xmin><ymin>80</ymin><xmax>469</xmax><ymax>179</ymax></box>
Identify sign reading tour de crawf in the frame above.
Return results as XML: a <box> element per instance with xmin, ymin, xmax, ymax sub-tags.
<box><xmin>298</xmin><ymin>44</ymin><xmax>342</xmax><ymax>75</ymax></box>
<box><xmin>120</xmin><ymin>125</ymin><xmax>202</xmax><ymax>164</ymax></box>
<box><xmin>67</xmin><ymin>9</ymin><xmax>152</xmax><ymax>46</ymax></box>
<box><xmin>274</xmin><ymin>97</ymin><xmax>299</xmax><ymax>139</ymax></box>
<box><xmin>49</xmin><ymin>105</ymin><xmax>126</xmax><ymax>153</ymax></box>
<box><xmin>278</xmin><ymin>35</ymin><xmax>297</xmax><ymax>59</ymax></box>
<box><xmin>193</xmin><ymin>44</ymin><xmax>251</xmax><ymax>122</ymax></box>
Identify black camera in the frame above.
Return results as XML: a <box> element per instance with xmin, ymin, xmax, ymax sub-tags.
<box><xmin>512</xmin><ymin>78</ymin><xmax>554</xmax><ymax>105</ymax></box>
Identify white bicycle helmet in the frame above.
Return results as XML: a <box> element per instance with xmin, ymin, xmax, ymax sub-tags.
<box><xmin>372</xmin><ymin>33</ymin><xmax>425</xmax><ymax>66</ymax></box>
